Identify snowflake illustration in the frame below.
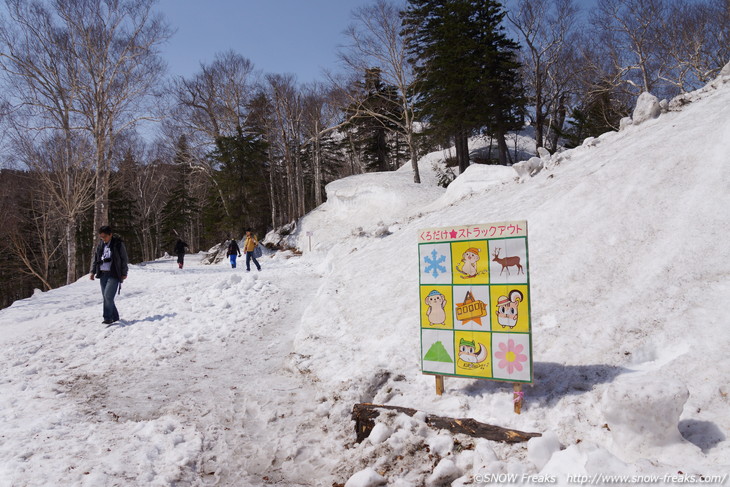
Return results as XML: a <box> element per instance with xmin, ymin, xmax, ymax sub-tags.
<box><xmin>423</xmin><ymin>249</ymin><xmax>447</xmax><ymax>278</ymax></box>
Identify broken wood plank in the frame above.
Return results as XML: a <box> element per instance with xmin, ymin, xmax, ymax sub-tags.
<box><xmin>352</xmin><ymin>403</ymin><xmax>541</xmax><ymax>444</ymax></box>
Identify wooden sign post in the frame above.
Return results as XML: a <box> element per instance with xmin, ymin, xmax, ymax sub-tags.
<box><xmin>435</xmin><ymin>375</ymin><xmax>444</xmax><ymax>396</ymax></box>
<box><xmin>418</xmin><ymin>221</ymin><xmax>533</xmax><ymax>414</ymax></box>
<box><xmin>513</xmin><ymin>383</ymin><xmax>524</xmax><ymax>414</ymax></box>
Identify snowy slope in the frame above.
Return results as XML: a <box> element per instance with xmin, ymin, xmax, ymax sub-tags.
<box><xmin>1</xmin><ymin>70</ymin><xmax>729</xmax><ymax>486</ymax></box>
<box><xmin>288</xmin><ymin>72</ymin><xmax>730</xmax><ymax>484</ymax></box>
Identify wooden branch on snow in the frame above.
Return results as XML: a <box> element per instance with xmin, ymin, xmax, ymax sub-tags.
<box><xmin>352</xmin><ymin>403</ymin><xmax>542</xmax><ymax>444</ymax></box>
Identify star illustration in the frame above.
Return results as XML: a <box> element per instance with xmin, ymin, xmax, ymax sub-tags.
<box><xmin>449</xmin><ymin>229</ymin><xmax>458</xmax><ymax>239</ymax></box>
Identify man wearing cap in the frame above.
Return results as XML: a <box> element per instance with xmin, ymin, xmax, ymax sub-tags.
<box><xmin>90</xmin><ymin>226</ymin><xmax>129</xmax><ymax>324</ymax></box>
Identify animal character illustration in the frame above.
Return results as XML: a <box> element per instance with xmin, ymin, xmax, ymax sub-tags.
<box><xmin>491</xmin><ymin>248</ymin><xmax>524</xmax><ymax>276</ymax></box>
<box><xmin>458</xmin><ymin>338</ymin><xmax>488</xmax><ymax>363</ymax></box>
<box><xmin>425</xmin><ymin>290</ymin><xmax>447</xmax><ymax>326</ymax></box>
<box><xmin>455</xmin><ymin>247</ymin><xmax>482</xmax><ymax>278</ymax></box>
<box><xmin>495</xmin><ymin>289</ymin><xmax>524</xmax><ymax>328</ymax></box>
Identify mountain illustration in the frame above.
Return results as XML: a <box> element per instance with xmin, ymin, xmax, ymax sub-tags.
<box><xmin>423</xmin><ymin>341</ymin><xmax>453</xmax><ymax>363</ymax></box>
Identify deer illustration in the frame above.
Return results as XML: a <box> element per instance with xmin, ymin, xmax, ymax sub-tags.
<box><xmin>491</xmin><ymin>248</ymin><xmax>524</xmax><ymax>276</ymax></box>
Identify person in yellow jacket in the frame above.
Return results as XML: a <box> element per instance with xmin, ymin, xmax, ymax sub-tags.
<box><xmin>243</xmin><ymin>229</ymin><xmax>262</xmax><ymax>272</ymax></box>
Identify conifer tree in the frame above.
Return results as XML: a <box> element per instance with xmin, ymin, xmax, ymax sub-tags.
<box><xmin>345</xmin><ymin>68</ymin><xmax>403</xmax><ymax>173</ymax></box>
<box><xmin>208</xmin><ymin>128</ymin><xmax>270</xmax><ymax>238</ymax></box>
<box><xmin>109</xmin><ymin>157</ymin><xmax>141</xmax><ymax>261</ymax></box>
<box><xmin>402</xmin><ymin>0</ymin><xmax>526</xmax><ymax>170</ymax></box>
<box><xmin>162</xmin><ymin>136</ymin><xmax>199</xmax><ymax>252</ymax></box>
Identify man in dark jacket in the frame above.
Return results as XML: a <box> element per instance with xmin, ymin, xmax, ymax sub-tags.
<box><xmin>90</xmin><ymin>226</ymin><xmax>129</xmax><ymax>324</ymax></box>
<box><xmin>174</xmin><ymin>239</ymin><xmax>188</xmax><ymax>269</ymax></box>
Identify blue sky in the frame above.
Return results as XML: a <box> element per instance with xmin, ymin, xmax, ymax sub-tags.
<box><xmin>154</xmin><ymin>0</ymin><xmax>380</xmax><ymax>84</ymax></box>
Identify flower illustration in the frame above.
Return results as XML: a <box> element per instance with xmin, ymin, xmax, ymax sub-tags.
<box><xmin>495</xmin><ymin>339</ymin><xmax>527</xmax><ymax>374</ymax></box>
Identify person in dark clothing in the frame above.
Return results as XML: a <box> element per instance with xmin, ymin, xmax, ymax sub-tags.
<box><xmin>90</xmin><ymin>226</ymin><xmax>129</xmax><ymax>324</ymax></box>
<box><xmin>174</xmin><ymin>239</ymin><xmax>188</xmax><ymax>269</ymax></box>
<box><xmin>226</xmin><ymin>239</ymin><xmax>241</xmax><ymax>268</ymax></box>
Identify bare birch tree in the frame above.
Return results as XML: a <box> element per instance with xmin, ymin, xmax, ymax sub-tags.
<box><xmin>169</xmin><ymin>51</ymin><xmax>258</xmax><ymax>218</ymax></box>
<box><xmin>9</xmin><ymin>188</ymin><xmax>63</xmax><ymax>291</ymax></box>
<box><xmin>266</xmin><ymin>73</ymin><xmax>306</xmax><ymax>221</ymax></box>
<box><xmin>15</xmin><ymin>132</ymin><xmax>96</xmax><ymax>283</ymax></box>
<box><xmin>170</xmin><ymin>51</ymin><xmax>257</xmax><ymax>142</ymax></box>
<box><xmin>0</xmin><ymin>0</ymin><xmax>95</xmax><ymax>283</ymax></box>
<box><xmin>54</xmin><ymin>0</ymin><xmax>171</xmax><ymax>236</ymax></box>
<box><xmin>114</xmin><ymin>140</ymin><xmax>169</xmax><ymax>261</ymax></box>
<box><xmin>301</xmin><ymin>82</ymin><xmax>342</xmax><ymax>207</ymax></box>
<box><xmin>507</xmin><ymin>0</ymin><xmax>579</xmax><ymax>152</ymax></box>
<box><xmin>245</xmin><ymin>90</ymin><xmax>282</xmax><ymax>229</ymax></box>
<box><xmin>338</xmin><ymin>0</ymin><xmax>421</xmax><ymax>183</ymax></box>
<box><xmin>587</xmin><ymin>0</ymin><xmax>668</xmax><ymax>98</ymax></box>
<box><xmin>659</xmin><ymin>0</ymin><xmax>730</xmax><ymax>92</ymax></box>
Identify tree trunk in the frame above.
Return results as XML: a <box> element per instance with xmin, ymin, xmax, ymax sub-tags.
<box><xmin>295</xmin><ymin>143</ymin><xmax>306</xmax><ymax>217</ymax></box>
<box><xmin>352</xmin><ymin>403</ymin><xmax>541</xmax><ymax>444</ymax></box>
<box><xmin>93</xmin><ymin>139</ymin><xmax>109</xmax><ymax>236</ymax></box>
<box><xmin>283</xmin><ymin>143</ymin><xmax>295</xmax><ymax>223</ymax></box>
<box><xmin>535</xmin><ymin>88</ymin><xmax>544</xmax><ymax>151</ymax></box>
<box><xmin>348</xmin><ymin>133</ymin><xmax>361</xmax><ymax>175</ymax></box>
<box><xmin>407</xmin><ymin>132</ymin><xmax>421</xmax><ymax>184</ymax></box>
<box><xmin>549</xmin><ymin>96</ymin><xmax>567</xmax><ymax>152</ymax></box>
<box><xmin>65</xmin><ymin>218</ymin><xmax>77</xmax><ymax>284</ymax></box>
<box><xmin>496</xmin><ymin>130</ymin><xmax>509</xmax><ymax>165</ymax></box>
<box><xmin>93</xmin><ymin>173</ymin><xmax>108</xmax><ymax>231</ymax></box>
<box><xmin>376</xmin><ymin>127</ymin><xmax>388</xmax><ymax>171</ymax></box>
<box><xmin>455</xmin><ymin>132</ymin><xmax>470</xmax><ymax>173</ymax></box>
<box><xmin>314</xmin><ymin>133</ymin><xmax>323</xmax><ymax>206</ymax></box>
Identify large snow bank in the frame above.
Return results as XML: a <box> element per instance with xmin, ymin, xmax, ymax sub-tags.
<box><xmin>294</xmin><ymin>72</ymin><xmax>730</xmax><ymax>482</ymax></box>
<box><xmin>272</xmin><ymin>130</ymin><xmax>540</xmax><ymax>252</ymax></box>
<box><xmin>424</xmin><ymin>163</ymin><xmax>517</xmax><ymax>209</ymax></box>
<box><xmin>266</xmin><ymin>164</ymin><xmax>444</xmax><ymax>252</ymax></box>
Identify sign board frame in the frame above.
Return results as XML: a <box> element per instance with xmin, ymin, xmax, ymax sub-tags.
<box><xmin>418</xmin><ymin>221</ymin><xmax>532</xmax><ymax>385</ymax></box>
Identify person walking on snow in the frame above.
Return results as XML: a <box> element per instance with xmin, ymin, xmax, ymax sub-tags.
<box><xmin>227</xmin><ymin>238</ymin><xmax>241</xmax><ymax>268</ymax></box>
<box><xmin>174</xmin><ymin>238</ymin><xmax>188</xmax><ymax>269</ymax></box>
<box><xmin>90</xmin><ymin>226</ymin><xmax>129</xmax><ymax>324</ymax></box>
<box><xmin>243</xmin><ymin>229</ymin><xmax>262</xmax><ymax>272</ymax></box>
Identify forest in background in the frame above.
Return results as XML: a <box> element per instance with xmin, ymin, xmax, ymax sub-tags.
<box><xmin>0</xmin><ymin>0</ymin><xmax>727</xmax><ymax>308</ymax></box>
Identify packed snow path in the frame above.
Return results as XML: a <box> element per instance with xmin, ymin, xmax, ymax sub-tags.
<box><xmin>0</xmin><ymin>253</ymin><xmax>341</xmax><ymax>486</ymax></box>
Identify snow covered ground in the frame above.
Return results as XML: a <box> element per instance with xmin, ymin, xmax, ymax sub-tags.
<box><xmin>2</xmin><ymin>69</ymin><xmax>730</xmax><ymax>486</ymax></box>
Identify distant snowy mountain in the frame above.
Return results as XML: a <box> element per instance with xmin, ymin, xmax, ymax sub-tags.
<box><xmin>1</xmin><ymin>65</ymin><xmax>728</xmax><ymax>486</ymax></box>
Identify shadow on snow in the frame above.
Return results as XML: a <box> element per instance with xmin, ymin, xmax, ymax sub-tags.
<box><xmin>110</xmin><ymin>313</ymin><xmax>177</xmax><ymax>328</ymax></box>
<box><xmin>455</xmin><ymin>362</ymin><xmax>631</xmax><ymax>408</ymax></box>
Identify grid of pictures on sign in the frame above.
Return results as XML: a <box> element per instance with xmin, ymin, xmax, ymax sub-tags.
<box><xmin>419</xmin><ymin>221</ymin><xmax>532</xmax><ymax>383</ymax></box>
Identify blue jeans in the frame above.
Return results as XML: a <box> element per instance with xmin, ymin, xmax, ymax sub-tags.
<box><xmin>246</xmin><ymin>252</ymin><xmax>261</xmax><ymax>271</ymax></box>
<box><xmin>99</xmin><ymin>273</ymin><xmax>120</xmax><ymax>322</ymax></box>
<box><xmin>229</xmin><ymin>254</ymin><xmax>238</xmax><ymax>268</ymax></box>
